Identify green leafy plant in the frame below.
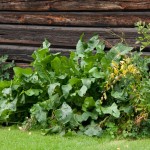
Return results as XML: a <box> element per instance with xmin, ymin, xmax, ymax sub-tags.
<box><xmin>135</xmin><ymin>21</ymin><xmax>150</xmax><ymax>51</ymax></box>
<box><xmin>0</xmin><ymin>55</ymin><xmax>14</xmax><ymax>81</ymax></box>
<box><xmin>0</xmin><ymin>25</ymin><xmax>149</xmax><ymax>138</ymax></box>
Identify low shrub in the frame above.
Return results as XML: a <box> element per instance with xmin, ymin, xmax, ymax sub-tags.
<box><xmin>0</xmin><ymin>23</ymin><xmax>149</xmax><ymax>138</ymax></box>
<box><xmin>0</xmin><ymin>55</ymin><xmax>14</xmax><ymax>81</ymax></box>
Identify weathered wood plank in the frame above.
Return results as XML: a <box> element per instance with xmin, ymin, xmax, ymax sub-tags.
<box><xmin>0</xmin><ymin>44</ymin><xmax>149</xmax><ymax>63</ymax></box>
<box><xmin>0</xmin><ymin>45</ymin><xmax>33</xmax><ymax>62</ymax></box>
<box><xmin>0</xmin><ymin>44</ymin><xmax>73</xmax><ymax>62</ymax></box>
<box><xmin>0</xmin><ymin>25</ymin><xmax>141</xmax><ymax>48</ymax></box>
<box><xmin>0</xmin><ymin>25</ymin><xmax>140</xmax><ymax>47</ymax></box>
<box><xmin>0</xmin><ymin>12</ymin><xmax>149</xmax><ymax>27</ymax></box>
<box><xmin>0</xmin><ymin>25</ymin><xmax>140</xmax><ymax>48</ymax></box>
<box><xmin>15</xmin><ymin>63</ymin><xmax>31</xmax><ymax>68</ymax></box>
<box><xmin>0</xmin><ymin>0</ymin><xmax>150</xmax><ymax>11</ymax></box>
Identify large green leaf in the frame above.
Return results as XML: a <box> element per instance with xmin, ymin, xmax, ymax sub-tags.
<box><xmin>77</xmin><ymin>85</ymin><xmax>87</xmax><ymax>97</ymax></box>
<box><xmin>13</xmin><ymin>67</ymin><xmax>32</xmax><ymax>77</ymax></box>
<box><xmin>0</xmin><ymin>96</ymin><xmax>18</xmax><ymax>120</ymax></box>
<box><xmin>69</xmin><ymin>77</ymin><xmax>81</xmax><ymax>86</ymax></box>
<box><xmin>76</xmin><ymin>34</ymin><xmax>85</xmax><ymax>55</ymax></box>
<box><xmin>81</xmin><ymin>78</ymin><xmax>95</xmax><ymax>89</ymax></box>
<box><xmin>86</xmin><ymin>35</ymin><xmax>100</xmax><ymax>52</ymax></box>
<box><xmin>30</xmin><ymin>104</ymin><xmax>47</xmax><ymax>123</ymax></box>
<box><xmin>120</xmin><ymin>106</ymin><xmax>133</xmax><ymax>114</ymax></box>
<box><xmin>69</xmin><ymin>114</ymin><xmax>80</xmax><ymax>127</ymax></box>
<box><xmin>43</xmin><ymin>39</ymin><xmax>51</xmax><ymax>49</ymax></box>
<box><xmin>2</xmin><ymin>88</ymin><xmax>12</xmax><ymax>97</ymax></box>
<box><xmin>82</xmin><ymin>97</ymin><xmax>95</xmax><ymax>111</ymax></box>
<box><xmin>62</xmin><ymin>84</ymin><xmax>72</xmax><ymax>99</ymax></box>
<box><xmin>25</xmin><ymin>89</ymin><xmax>42</xmax><ymax>96</ymax></box>
<box><xmin>31</xmin><ymin>93</ymin><xmax>60</xmax><ymax>115</ymax></box>
<box><xmin>116</xmin><ymin>43</ymin><xmax>133</xmax><ymax>56</ymax></box>
<box><xmin>48</xmin><ymin>83</ymin><xmax>60</xmax><ymax>96</ymax></box>
<box><xmin>51</xmin><ymin>57</ymin><xmax>62</xmax><ymax>74</ymax></box>
<box><xmin>77</xmin><ymin>111</ymin><xmax>98</xmax><ymax>122</ymax></box>
<box><xmin>84</xmin><ymin>123</ymin><xmax>102</xmax><ymax>137</ymax></box>
<box><xmin>101</xmin><ymin>103</ymin><xmax>120</xmax><ymax>118</ymax></box>
<box><xmin>34</xmin><ymin>62</ymin><xmax>51</xmax><ymax>81</ymax></box>
<box><xmin>89</xmin><ymin>67</ymin><xmax>105</xmax><ymax>78</ymax></box>
<box><xmin>42</xmin><ymin>125</ymin><xmax>62</xmax><ymax>135</ymax></box>
<box><xmin>96</xmin><ymin>41</ymin><xmax>105</xmax><ymax>54</ymax></box>
<box><xmin>101</xmin><ymin>43</ymin><xmax>133</xmax><ymax>70</ymax></box>
<box><xmin>55</xmin><ymin>102</ymin><xmax>73</xmax><ymax>124</ymax></box>
<box><xmin>32</xmin><ymin>46</ymin><xmax>49</xmax><ymax>61</ymax></box>
<box><xmin>111</xmin><ymin>90</ymin><xmax>124</xmax><ymax>99</ymax></box>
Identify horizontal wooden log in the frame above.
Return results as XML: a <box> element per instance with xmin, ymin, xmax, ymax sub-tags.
<box><xmin>0</xmin><ymin>45</ymin><xmax>73</xmax><ymax>62</ymax></box>
<box><xmin>142</xmin><ymin>52</ymin><xmax>150</xmax><ymax>56</ymax></box>
<box><xmin>0</xmin><ymin>45</ymin><xmax>33</xmax><ymax>62</ymax></box>
<box><xmin>0</xmin><ymin>0</ymin><xmax>150</xmax><ymax>11</ymax></box>
<box><xmin>0</xmin><ymin>25</ymin><xmax>140</xmax><ymax>48</ymax></box>
<box><xmin>0</xmin><ymin>44</ymin><xmax>149</xmax><ymax>63</ymax></box>
<box><xmin>15</xmin><ymin>63</ymin><xmax>31</xmax><ymax>68</ymax></box>
<box><xmin>0</xmin><ymin>12</ymin><xmax>150</xmax><ymax>27</ymax></box>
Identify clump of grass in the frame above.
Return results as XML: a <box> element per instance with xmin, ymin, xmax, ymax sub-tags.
<box><xmin>0</xmin><ymin>127</ymin><xmax>150</xmax><ymax>150</ymax></box>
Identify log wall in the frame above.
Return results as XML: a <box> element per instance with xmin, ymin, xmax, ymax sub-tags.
<box><xmin>0</xmin><ymin>0</ymin><xmax>150</xmax><ymax>66</ymax></box>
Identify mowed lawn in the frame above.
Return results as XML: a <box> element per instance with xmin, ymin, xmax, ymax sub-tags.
<box><xmin>0</xmin><ymin>126</ymin><xmax>150</xmax><ymax>150</ymax></box>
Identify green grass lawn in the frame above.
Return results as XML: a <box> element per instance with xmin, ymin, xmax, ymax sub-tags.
<box><xmin>0</xmin><ymin>126</ymin><xmax>149</xmax><ymax>150</ymax></box>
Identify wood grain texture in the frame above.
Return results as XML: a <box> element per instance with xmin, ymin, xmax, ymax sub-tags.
<box><xmin>15</xmin><ymin>63</ymin><xmax>32</xmax><ymax>68</ymax></box>
<box><xmin>1</xmin><ymin>44</ymin><xmax>149</xmax><ymax>63</ymax></box>
<box><xmin>0</xmin><ymin>25</ymin><xmax>140</xmax><ymax>48</ymax></box>
<box><xmin>0</xmin><ymin>12</ymin><xmax>149</xmax><ymax>27</ymax></box>
<box><xmin>0</xmin><ymin>0</ymin><xmax>150</xmax><ymax>11</ymax></box>
<box><xmin>0</xmin><ymin>45</ymin><xmax>34</xmax><ymax>62</ymax></box>
<box><xmin>0</xmin><ymin>44</ymin><xmax>73</xmax><ymax>62</ymax></box>
<box><xmin>0</xmin><ymin>0</ymin><xmax>149</xmax><ymax>63</ymax></box>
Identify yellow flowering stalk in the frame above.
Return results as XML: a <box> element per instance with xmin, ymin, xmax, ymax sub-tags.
<box><xmin>101</xmin><ymin>57</ymin><xmax>141</xmax><ymax>101</ymax></box>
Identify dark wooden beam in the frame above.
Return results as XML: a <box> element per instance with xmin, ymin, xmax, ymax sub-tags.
<box><xmin>0</xmin><ymin>12</ymin><xmax>149</xmax><ymax>27</ymax></box>
<box><xmin>0</xmin><ymin>0</ymin><xmax>150</xmax><ymax>11</ymax></box>
<box><xmin>1</xmin><ymin>44</ymin><xmax>149</xmax><ymax>63</ymax></box>
<box><xmin>0</xmin><ymin>44</ymin><xmax>73</xmax><ymax>62</ymax></box>
<box><xmin>0</xmin><ymin>25</ymin><xmax>140</xmax><ymax>48</ymax></box>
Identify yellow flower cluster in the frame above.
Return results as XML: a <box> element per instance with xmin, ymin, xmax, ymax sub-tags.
<box><xmin>101</xmin><ymin>57</ymin><xmax>141</xmax><ymax>101</ymax></box>
<box><xmin>112</xmin><ymin>57</ymin><xmax>139</xmax><ymax>76</ymax></box>
<box><xmin>110</xmin><ymin>57</ymin><xmax>140</xmax><ymax>83</ymax></box>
